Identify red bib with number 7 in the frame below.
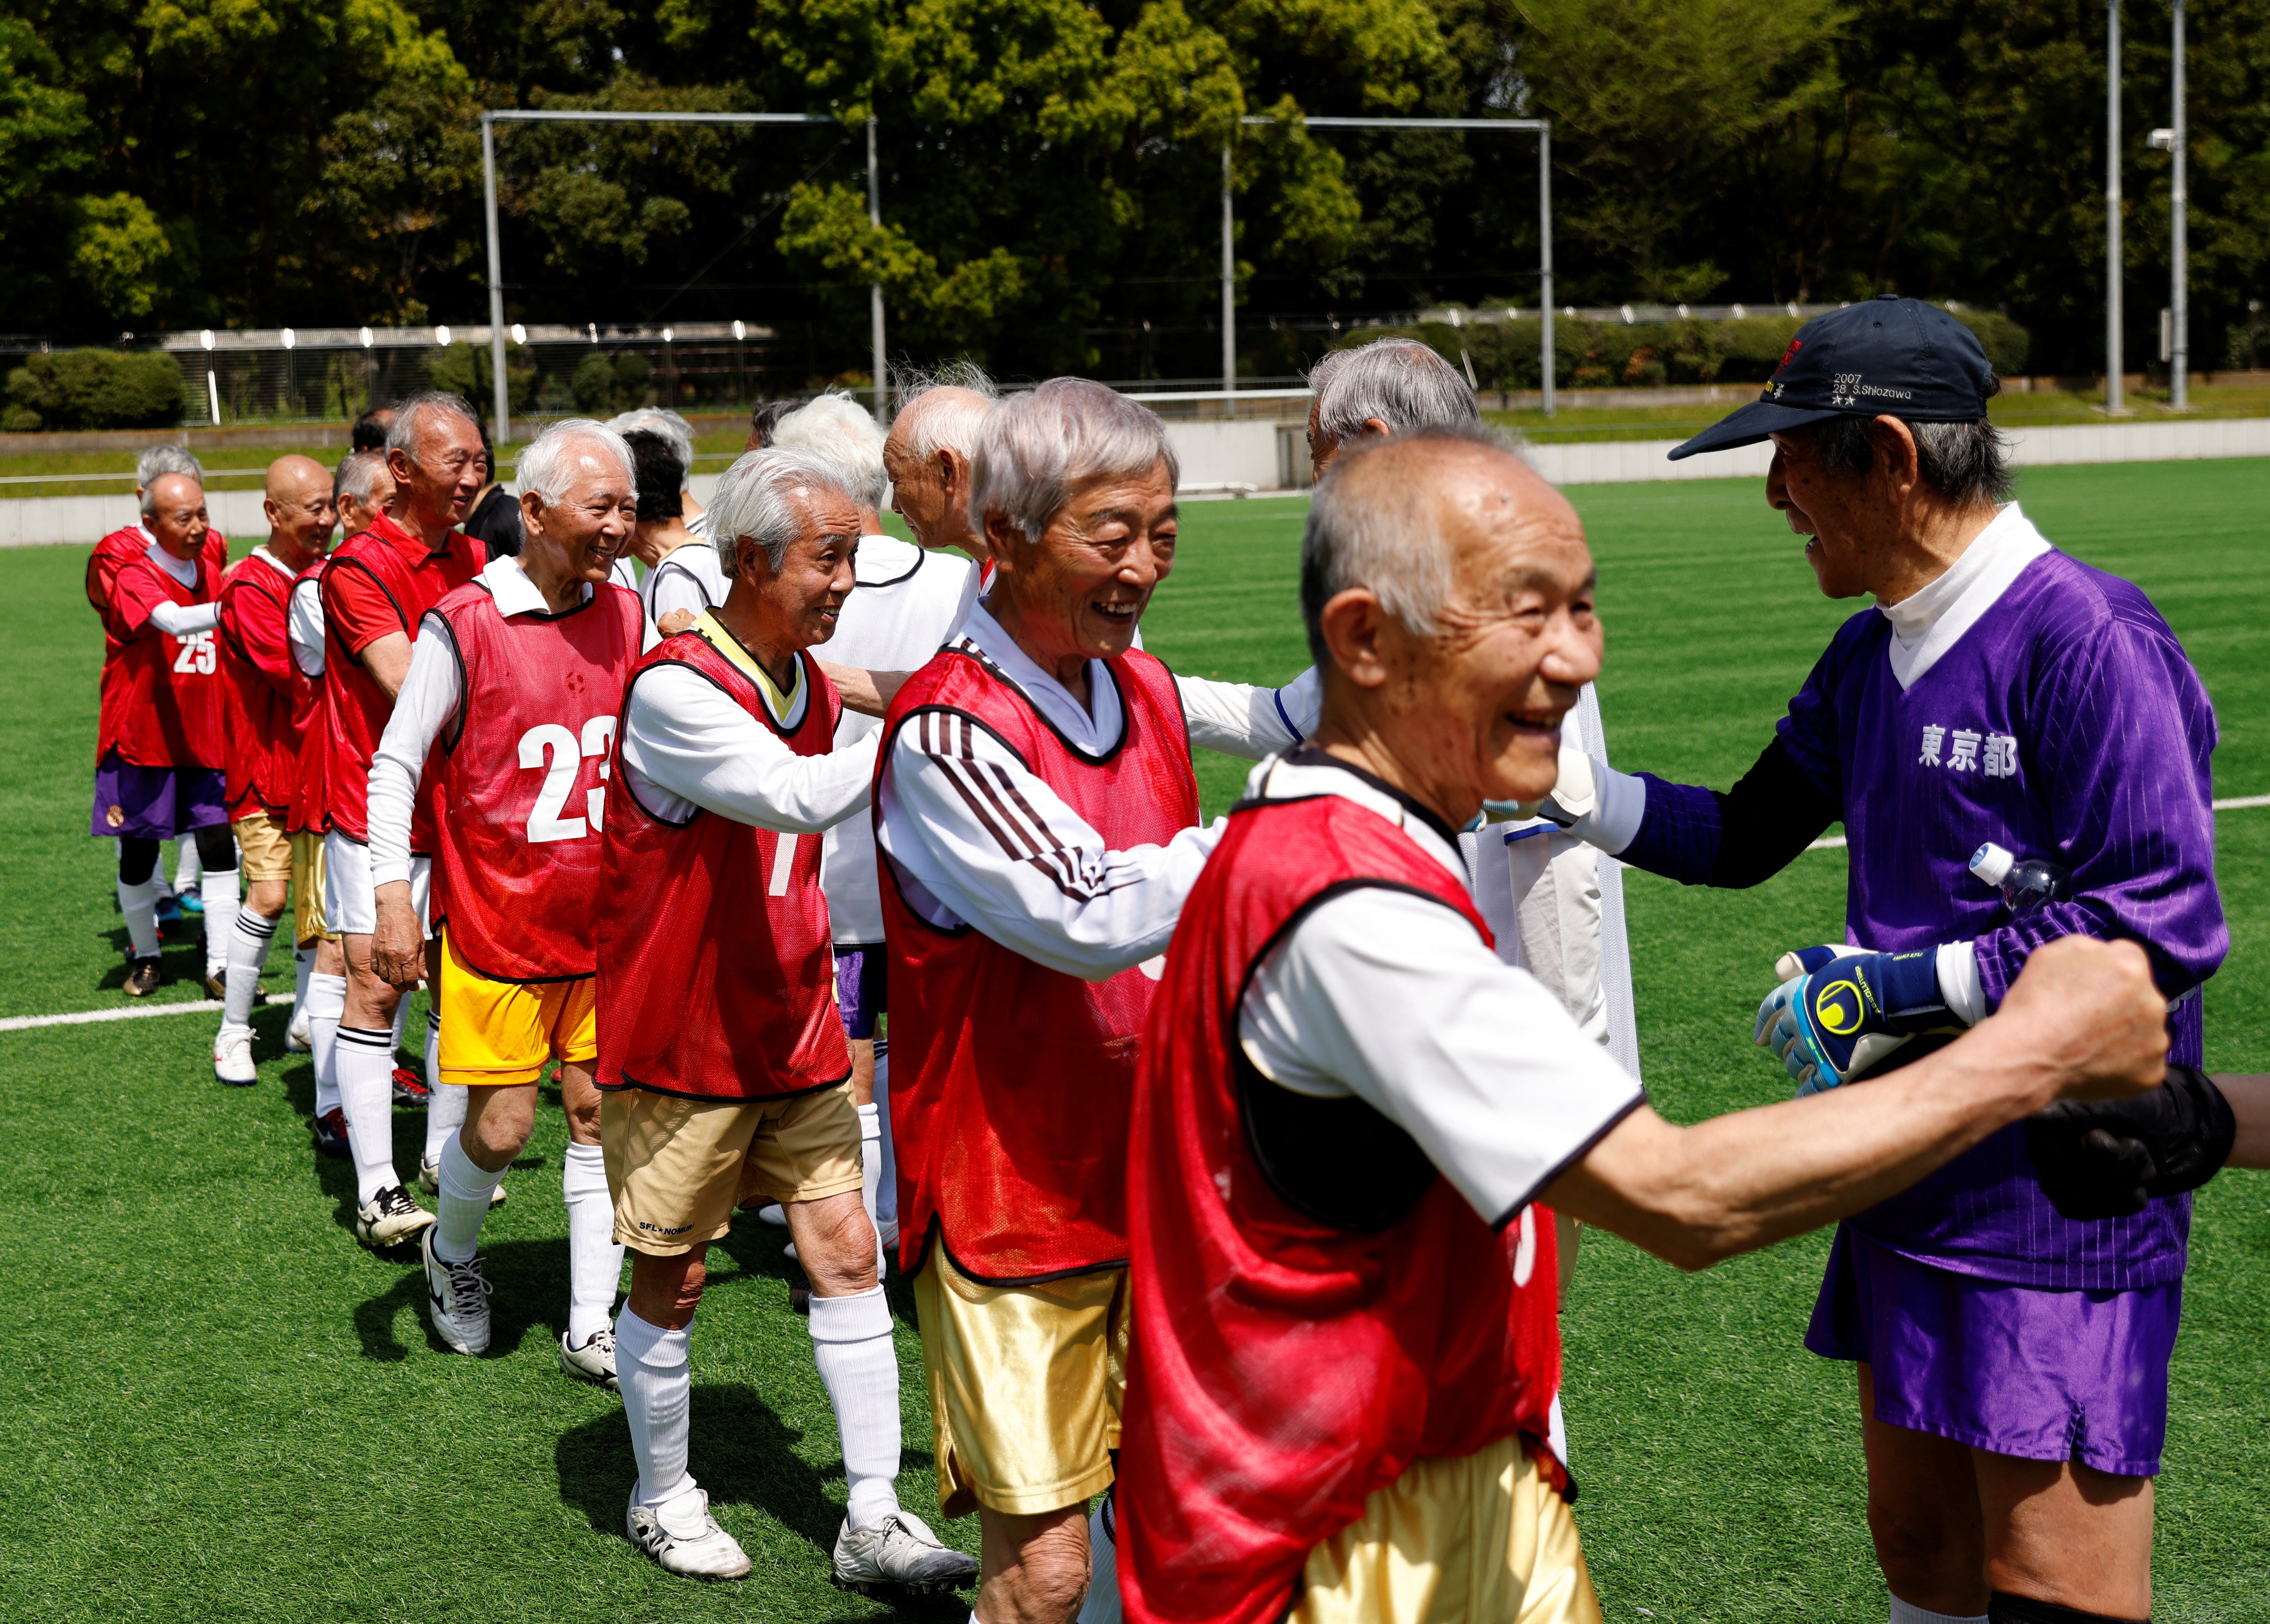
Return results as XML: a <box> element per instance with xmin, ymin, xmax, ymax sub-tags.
<box><xmin>427</xmin><ymin>578</ymin><xmax>643</xmax><ymax>981</ymax></box>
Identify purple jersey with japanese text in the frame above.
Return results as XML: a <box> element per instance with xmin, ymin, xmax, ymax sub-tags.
<box><xmin>1641</xmin><ymin>539</ymin><xmax>2223</xmax><ymax>1290</ymax></box>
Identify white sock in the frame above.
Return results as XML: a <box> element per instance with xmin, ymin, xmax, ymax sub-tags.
<box><xmin>433</xmin><ymin>1134</ymin><xmax>505</xmax><ymax>1263</ymax></box>
<box><xmin>564</xmin><ymin>1142</ymin><xmax>624</xmax><ymax>1346</ymax></box>
<box><xmin>222</xmin><ymin>909</ymin><xmax>279</xmax><ymax>1034</ymax></box>
<box><xmin>1888</xmin><ymin>1601</ymin><xmax>1987</xmax><ymax>1624</ymax></box>
<box><xmin>421</xmin><ymin>1012</ymin><xmax>466</xmax><ymax>1166</ymax></box>
<box><xmin>858</xmin><ymin>1101</ymin><xmax>883</xmax><ymax>1228</ymax></box>
<box><xmin>337</xmin><ymin>1024</ymin><xmax>401</xmax><ymax>1204</ymax></box>
<box><xmin>117</xmin><ymin>876</ymin><xmax>161</xmax><ymax>959</ymax></box>
<box><xmin>873</xmin><ymin>1048</ymin><xmax>898</xmax><ymax>1231</ymax></box>
<box><xmin>308</xmin><ymin>972</ymin><xmax>346</xmax><ymax>1116</ymax></box>
<box><xmin>808</xmin><ymin>1284</ymin><xmax>901</xmax><ymax>1531</ymax></box>
<box><xmin>174</xmin><ymin>839</ymin><xmax>200</xmax><ymax>891</ymax></box>
<box><xmin>619</xmin><ymin>1308</ymin><xmax>696</xmax><ymax>1506</ymax></box>
<box><xmin>201</xmin><ymin>865</ymin><xmax>240</xmax><ymax>979</ymax></box>
<box><xmin>424</xmin><ymin>1005</ymin><xmax>441</xmax><ymax>1086</ymax></box>
<box><xmin>1075</xmin><ymin>1492</ymin><xmax>1121</xmax><ymax>1624</ymax></box>
<box><xmin>291</xmin><ymin>945</ymin><xmax>313</xmax><ymax>1024</ymax></box>
<box><xmin>390</xmin><ymin>995</ymin><xmax>410</xmax><ymax>1054</ymax></box>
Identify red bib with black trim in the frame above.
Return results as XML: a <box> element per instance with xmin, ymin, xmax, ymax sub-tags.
<box><xmin>99</xmin><ymin>550</ymin><xmax>223</xmax><ymax>770</ymax></box>
<box><xmin>216</xmin><ymin>555</ymin><xmax>307</xmax><ymax>817</ymax></box>
<box><xmin>875</xmin><ymin>643</ymin><xmax>1199</xmax><ymax>1282</ymax></box>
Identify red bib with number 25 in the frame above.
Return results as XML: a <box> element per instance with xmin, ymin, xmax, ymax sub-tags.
<box><xmin>427</xmin><ymin>578</ymin><xmax>643</xmax><ymax>981</ymax></box>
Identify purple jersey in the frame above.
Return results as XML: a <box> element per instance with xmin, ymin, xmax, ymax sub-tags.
<box><xmin>1631</xmin><ymin>544</ymin><xmax>2223</xmax><ymax>1290</ymax></box>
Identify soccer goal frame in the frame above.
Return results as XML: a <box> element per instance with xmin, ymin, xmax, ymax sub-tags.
<box><xmin>1226</xmin><ymin>115</ymin><xmax>1556</xmax><ymax>415</ymax></box>
<box><xmin>478</xmin><ymin>110</ymin><xmax>884</xmax><ymax>438</ymax></box>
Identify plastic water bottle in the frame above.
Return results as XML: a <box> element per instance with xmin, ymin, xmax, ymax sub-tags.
<box><xmin>1969</xmin><ymin>842</ymin><xmax>2071</xmax><ymax>916</ymax></box>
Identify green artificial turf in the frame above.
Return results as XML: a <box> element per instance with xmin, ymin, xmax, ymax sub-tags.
<box><xmin>3</xmin><ymin>458</ymin><xmax>2266</xmax><ymax>1621</ymax></box>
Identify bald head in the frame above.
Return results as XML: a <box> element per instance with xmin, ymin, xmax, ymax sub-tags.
<box><xmin>1303</xmin><ymin>427</ymin><xmax>1600</xmax><ymax>825</ymax></box>
<box><xmin>884</xmin><ymin>384</ymin><xmax>996</xmax><ymax>555</ymax></box>
<box><xmin>264</xmin><ymin>453</ymin><xmax>338</xmax><ymax>568</ymax></box>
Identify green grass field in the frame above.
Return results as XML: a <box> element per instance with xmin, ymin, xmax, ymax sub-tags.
<box><xmin>4</xmin><ymin>460</ymin><xmax>2267</xmax><ymax>1622</ymax></box>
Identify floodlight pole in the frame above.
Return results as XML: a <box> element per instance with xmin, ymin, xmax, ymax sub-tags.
<box><xmin>1231</xmin><ymin>115</ymin><xmax>1553</xmax><ymax>415</ymax></box>
<box><xmin>2106</xmin><ymin>0</ymin><xmax>2123</xmax><ymax>415</ymax></box>
<box><xmin>867</xmin><ymin>118</ymin><xmax>888</xmax><ymax>421</ymax></box>
<box><xmin>1221</xmin><ymin>144</ymin><xmax>1236</xmax><ymax>396</ymax></box>
<box><xmin>2170</xmin><ymin>0</ymin><xmax>2187</xmax><ymax>410</ymax></box>
<box><xmin>479</xmin><ymin>108</ymin><xmax>851</xmax><ymax>441</ymax></box>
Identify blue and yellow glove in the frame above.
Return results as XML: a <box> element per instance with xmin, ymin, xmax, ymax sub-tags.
<box><xmin>1754</xmin><ymin>945</ymin><xmax>1960</xmax><ymax>1097</ymax></box>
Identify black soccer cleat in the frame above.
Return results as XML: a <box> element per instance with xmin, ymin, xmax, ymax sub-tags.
<box><xmin>392</xmin><ymin>1065</ymin><xmax>430</xmax><ymax>1105</ymax></box>
<box><xmin>312</xmin><ymin>1107</ymin><xmax>350</xmax><ymax>1158</ymax></box>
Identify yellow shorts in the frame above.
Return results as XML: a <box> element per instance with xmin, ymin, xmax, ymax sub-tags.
<box><xmin>911</xmin><ymin>1235</ymin><xmax>1129</xmax><ymax>1519</ymax></box>
<box><xmin>288</xmin><ymin>830</ymin><xmax>336</xmax><ymax>946</ymax></box>
<box><xmin>435</xmin><ymin>929</ymin><xmax>596</xmax><ymax>1087</ymax></box>
<box><xmin>232</xmin><ymin>811</ymin><xmax>291</xmax><ymax>885</ymax></box>
<box><xmin>1294</xmin><ymin>1435</ymin><xmax>1602</xmax><ymax>1624</ymax></box>
<box><xmin>602</xmin><ymin>1082</ymin><xmax>865</xmax><ymax>1256</ymax></box>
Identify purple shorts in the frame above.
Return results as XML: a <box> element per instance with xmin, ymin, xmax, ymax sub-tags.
<box><xmin>834</xmin><ymin>945</ymin><xmax>886</xmax><ymax>1041</ymax></box>
<box><xmin>1806</xmin><ymin>1225</ymin><xmax>2179</xmax><ymax>1477</ymax></box>
<box><xmin>91</xmin><ymin>750</ymin><xmax>227</xmax><ymax>841</ymax></box>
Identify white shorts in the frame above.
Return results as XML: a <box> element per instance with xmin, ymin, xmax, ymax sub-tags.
<box><xmin>324</xmin><ymin>830</ymin><xmax>431</xmax><ymax>939</ymax></box>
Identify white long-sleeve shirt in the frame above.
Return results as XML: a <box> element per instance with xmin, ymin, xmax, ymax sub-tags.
<box><xmin>143</xmin><ymin>542</ymin><xmax>221</xmax><ymax>636</ymax></box>
<box><xmin>288</xmin><ymin>568</ymin><xmax>325</xmax><ymax>679</ymax></box>
<box><xmin>1234</xmin><ymin>752</ymin><xmax>1644</xmax><ymax>1223</ymax></box>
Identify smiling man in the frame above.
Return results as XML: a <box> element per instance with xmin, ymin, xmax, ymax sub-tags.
<box><xmin>1532</xmin><ymin>299</ymin><xmax>2226</xmax><ymax>1624</ymax></box>
<box><xmin>362</xmin><ymin>419</ymin><xmax>644</xmax><ymax>1385</ymax></box>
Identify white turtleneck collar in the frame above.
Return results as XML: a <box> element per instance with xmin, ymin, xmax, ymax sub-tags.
<box><xmin>1877</xmin><ymin>502</ymin><xmax>2051</xmax><ymax>689</ymax></box>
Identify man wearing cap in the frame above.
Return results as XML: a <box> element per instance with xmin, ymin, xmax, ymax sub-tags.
<box><xmin>1533</xmin><ymin>297</ymin><xmax>2226</xmax><ymax>1624</ymax></box>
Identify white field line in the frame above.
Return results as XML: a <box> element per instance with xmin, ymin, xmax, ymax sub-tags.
<box><xmin>0</xmin><ymin>999</ymin><xmax>223</xmax><ymax>1034</ymax></box>
<box><xmin>1806</xmin><ymin>792</ymin><xmax>2270</xmax><ymax>852</ymax></box>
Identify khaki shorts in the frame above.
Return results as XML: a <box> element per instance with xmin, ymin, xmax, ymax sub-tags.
<box><xmin>1294</xmin><ymin>1434</ymin><xmax>1602</xmax><ymax>1624</ymax></box>
<box><xmin>603</xmin><ymin>1083</ymin><xmax>865</xmax><ymax>1256</ymax></box>
<box><xmin>233</xmin><ymin>811</ymin><xmax>291</xmax><ymax>885</ymax></box>
<box><xmin>289</xmin><ymin>831</ymin><xmax>336</xmax><ymax>947</ymax></box>
<box><xmin>436</xmin><ymin>928</ymin><xmax>596</xmax><ymax>1087</ymax></box>
<box><xmin>911</xmin><ymin>1236</ymin><xmax>1129</xmax><ymax>1518</ymax></box>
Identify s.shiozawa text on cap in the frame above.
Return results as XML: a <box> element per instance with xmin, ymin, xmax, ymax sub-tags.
<box><xmin>1666</xmin><ymin>295</ymin><xmax>1997</xmax><ymax>462</ymax></box>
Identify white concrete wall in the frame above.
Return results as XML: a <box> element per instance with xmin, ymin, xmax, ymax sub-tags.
<box><xmin>1162</xmin><ymin>419</ymin><xmax>1283</xmax><ymax>490</ymax></box>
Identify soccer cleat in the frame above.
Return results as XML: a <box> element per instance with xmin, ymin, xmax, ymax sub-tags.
<box><xmin>417</xmin><ymin>1158</ymin><xmax>505</xmax><ymax>1207</ymax></box>
<box><xmin>154</xmin><ymin>887</ymin><xmax>183</xmax><ymax>926</ymax></box>
<box><xmin>392</xmin><ymin>1065</ymin><xmax>430</xmax><ymax>1105</ymax></box>
<box><xmin>176</xmin><ymin>884</ymin><xmax>204</xmax><ymax>916</ymax></box>
<box><xmin>831</xmin><ymin>1511</ymin><xmax>981</xmax><ymax>1598</ymax></box>
<box><xmin>420</xmin><ymin>1227</ymin><xmax>493</xmax><ymax>1355</ymax></box>
<box><xmin>354</xmin><ymin>1184</ymin><xmax>436</xmax><ymax>1249</ymax></box>
<box><xmin>625</xmin><ymin>1486</ymin><xmax>751</xmax><ymax>1580</ymax></box>
<box><xmin>286</xmin><ymin>1007</ymin><xmax>312</xmax><ymax>1052</ymax></box>
<box><xmin>755</xmin><ymin>1203</ymin><xmax>787</xmax><ymax>1227</ymax></box>
<box><xmin>122</xmin><ymin>954</ymin><xmax>164</xmax><ymax>997</ymax></box>
<box><xmin>559</xmin><ymin>1327</ymin><xmax>620</xmax><ymax>1389</ymax></box>
<box><xmin>214</xmin><ymin>1028</ymin><xmax>258</xmax><ymax>1087</ymax></box>
<box><xmin>312</xmin><ymin>1107</ymin><xmax>350</xmax><ymax>1158</ymax></box>
<box><xmin>203</xmin><ymin>969</ymin><xmax>263</xmax><ymax>1004</ymax></box>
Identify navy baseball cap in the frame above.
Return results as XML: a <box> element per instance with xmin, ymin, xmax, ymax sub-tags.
<box><xmin>1667</xmin><ymin>295</ymin><xmax>1996</xmax><ymax>461</ymax></box>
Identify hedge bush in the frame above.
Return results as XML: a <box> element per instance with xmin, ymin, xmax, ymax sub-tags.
<box><xmin>1337</xmin><ymin>305</ymin><xmax>2031</xmax><ymax>393</ymax></box>
<box><xmin>2</xmin><ymin>349</ymin><xmax>187</xmax><ymax>432</ymax></box>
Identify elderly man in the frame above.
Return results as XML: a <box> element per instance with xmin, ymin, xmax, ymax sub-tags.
<box><xmin>363</xmin><ymin>421</ymin><xmax>643</xmax><ymax>1385</ymax></box>
<box><xmin>594</xmin><ymin>449</ymin><xmax>976</xmax><ymax>1597</ymax></box>
<box><xmin>618</xmin><ymin>429</ymin><xmax>726</xmax><ymax>643</ymax></box>
<box><xmin>210</xmin><ymin>456</ymin><xmax>337</xmax><ymax>1081</ymax></box>
<box><xmin>1114</xmin><ymin>425</ymin><xmax>2173</xmax><ymax>1624</ymax></box>
<box><xmin>351</xmin><ymin>403</ymin><xmax>397</xmax><ymax>453</ymax></box>
<box><xmin>1535</xmin><ymin>298</ymin><xmax>2226</xmax><ymax>1624</ymax></box>
<box><xmin>874</xmin><ymin>377</ymin><xmax>1330</xmax><ymax>1624</ymax></box>
<box><xmin>97</xmin><ymin>470</ymin><xmax>238</xmax><ymax>996</ymax></box>
<box><xmin>882</xmin><ymin>363</ymin><xmax>998</xmax><ymax>563</ymax></box>
<box><xmin>318</xmin><ymin>392</ymin><xmax>489</xmax><ymax>1248</ymax></box>
<box><xmin>609</xmin><ymin>407</ymin><xmax>711</xmax><ymax>537</ymax></box>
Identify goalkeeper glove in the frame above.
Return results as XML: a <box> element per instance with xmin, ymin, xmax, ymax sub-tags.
<box><xmin>1487</xmin><ymin>745</ymin><xmax>1595</xmax><ymax>828</ymax></box>
<box><xmin>1755</xmin><ymin>945</ymin><xmax>1962</xmax><ymax>1097</ymax></box>
<box><xmin>2025</xmin><ymin>1065</ymin><xmax>2236</xmax><ymax>1221</ymax></box>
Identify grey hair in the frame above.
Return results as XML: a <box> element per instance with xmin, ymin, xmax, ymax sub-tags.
<box><xmin>1299</xmin><ymin>422</ymin><xmax>1514</xmax><ymax>667</ymax></box>
<box><xmin>969</xmin><ymin>377</ymin><xmax>1178</xmax><ymax>544</ymax></box>
<box><xmin>1309</xmin><ymin>337</ymin><xmax>1479</xmax><ymax>446</ymax></box>
<box><xmin>333</xmin><ymin>450</ymin><xmax>389</xmax><ymax>507</ymax></box>
<box><xmin>770</xmin><ymin>392</ymin><xmax>890</xmax><ymax>514</ymax></box>
<box><xmin>139</xmin><ymin>466</ymin><xmax>203</xmax><ymax>519</ymax></box>
<box><xmin>137</xmin><ymin>444</ymin><xmax>203</xmax><ymax>489</ymax></box>
<box><xmin>707</xmin><ymin>448</ymin><xmax>861</xmax><ymax>578</ymax></box>
<box><xmin>1810</xmin><ymin>414</ymin><xmax>2014</xmax><ymax>508</ymax></box>
<box><xmin>890</xmin><ymin>361</ymin><xmax>999</xmax><ymax>461</ymax></box>
<box><xmin>517</xmin><ymin>418</ymin><xmax>637</xmax><ymax>507</ymax></box>
<box><xmin>385</xmin><ymin>390</ymin><xmax>480</xmax><ymax>458</ymax></box>
<box><xmin>605</xmin><ymin>407</ymin><xmax>696</xmax><ymax>490</ymax></box>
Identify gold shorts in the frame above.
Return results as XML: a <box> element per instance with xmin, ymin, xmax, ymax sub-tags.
<box><xmin>1294</xmin><ymin>1435</ymin><xmax>1602</xmax><ymax>1624</ymax></box>
<box><xmin>603</xmin><ymin>1082</ymin><xmax>864</xmax><ymax>1256</ymax></box>
<box><xmin>232</xmin><ymin>811</ymin><xmax>291</xmax><ymax>885</ymax></box>
<box><xmin>289</xmin><ymin>831</ymin><xmax>336</xmax><ymax>947</ymax></box>
<box><xmin>911</xmin><ymin>1235</ymin><xmax>1129</xmax><ymax>1519</ymax></box>
<box><xmin>434</xmin><ymin>929</ymin><xmax>597</xmax><ymax>1087</ymax></box>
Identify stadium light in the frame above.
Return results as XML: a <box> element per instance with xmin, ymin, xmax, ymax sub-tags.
<box><xmin>478</xmin><ymin>109</ymin><xmax>867</xmax><ymax>437</ymax></box>
<box><xmin>2169</xmin><ymin>0</ymin><xmax>2188</xmax><ymax>410</ymax></box>
<box><xmin>1228</xmin><ymin>115</ymin><xmax>1555</xmax><ymax>414</ymax></box>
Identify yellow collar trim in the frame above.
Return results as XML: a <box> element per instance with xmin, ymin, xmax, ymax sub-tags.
<box><xmin>692</xmin><ymin>611</ymin><xmax>802</xmax><ymax>725</ymax></box>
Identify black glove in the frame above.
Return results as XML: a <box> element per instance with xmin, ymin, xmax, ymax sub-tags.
<box><xmin>2025</xmin><ymin>1065</ymin><xmax>2237</xmax><ymax>1221</ymax></box>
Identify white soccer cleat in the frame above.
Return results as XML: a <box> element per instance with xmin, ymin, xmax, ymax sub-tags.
<box><xmin>420</xmin><ymin>1227</ymin><xmax>493</xmax><ymax>1355</ymax></box>
<box><xmin>755</xmin><ymin>1203</ymin><xmax>788</xmax><ymax>1227</ymax></box>
<box><xmin>832</xmin><ymin>1511</ymin><xmax>981</xmax><ymax>1597</ymax></box>
<box><xmin>559</xmin><ymin>1327</ymin><xmax>619</xmax><ymax>1389</ymax></box>
<box><xmin>213</xmin><ymin>1028</ymin><xmax>258</xmax><ymax>1087</ymax></box>
<box><xmin>286</xmin><ymin>1007</ymin><xmax>312</xmax><ymax>1053</ymax></box>
<box><xmin>417</xmin><ymin>1158</ymin><xmax>505</xmax><ymax>1206</ymax></box>
<box><xmin>354</xmin><ymin>1184</ymin><xmax>436</xmax><ymax>1249</ymax></box>
<box><xmin>625</xmin><ymin>1486</ymin><xmax>751</xmax><ymax>1580</ymax></box>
